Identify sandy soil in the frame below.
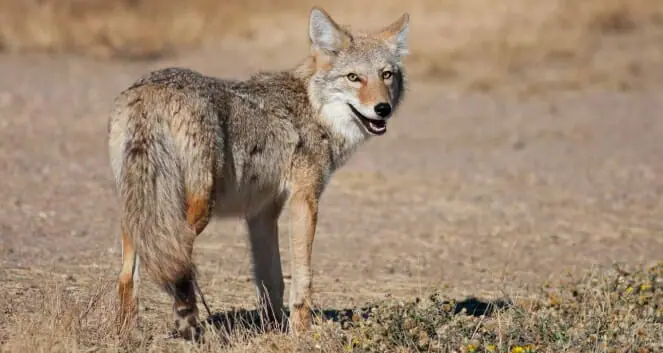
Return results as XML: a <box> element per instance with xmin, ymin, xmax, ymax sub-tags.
<box><xmin>1</xmin><ymin>19</ymin><xmax>662</xmax><ymax>342</ymax></box>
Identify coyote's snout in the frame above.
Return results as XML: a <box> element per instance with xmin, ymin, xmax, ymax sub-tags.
<box><xmin>108</xmin><ymin>6</ymin><xmax>410</xmax><ymax>338</ymax></box>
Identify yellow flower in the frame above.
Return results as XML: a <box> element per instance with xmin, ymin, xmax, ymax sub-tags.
<box><xmin>511</xmin><ymin>346</ymin><xmax>525</xmax><ymax>353</ymax></box>
<box><xmin>640</xmin><ymin>284</ymin><xmax>652</xmax><ymax>291</ymax></box>
<box><xmin>466</xmin><ymin>343</ymin><xmax>477</xmax><ymax>352</ymax></box>
<box><xmin>486</xmin><ymin>344</ymin><xmax>496</xmax><ymax>352</ymax></box>
<box><xmin>313</xmin><ymin>332</ymin><xmax>320</xmax><ymax>341</ymax></box>
<box><xmin>625</xmin><ymin>286</ymin><xmax>633</xmax><ymax>295</ymax></box>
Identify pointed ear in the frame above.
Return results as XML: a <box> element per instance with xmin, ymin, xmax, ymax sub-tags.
<box><xmin>309</xmin><ymin>7</ymin><xmax>352</xmax><ymax>54</ymax></box>
<box><xmin>377</xmin><ymin>13</ymin><xmax>410</xmax><ymax>56</ymax></box>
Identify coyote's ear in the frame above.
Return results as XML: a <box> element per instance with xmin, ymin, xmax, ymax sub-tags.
<box><xmin>377</xmin><ymin>13</ymin><xmax>410</xmax><ymax>56</ymax></box>
<box><xmin>309</xmin><ymin>7</ymin><xmax>351</xmax><ymax>55</ymax></box>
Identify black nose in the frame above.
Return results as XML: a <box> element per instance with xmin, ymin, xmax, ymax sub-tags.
<box><xmin>374</xmin><ymin>103</ymin><xmax>392</xmax><ymax>118</ymax></box>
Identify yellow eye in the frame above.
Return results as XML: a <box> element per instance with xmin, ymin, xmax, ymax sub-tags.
<box><xmin>382</xmin><ymin>71</ymin><xmax>393</xmax><ymax>80</ymax></box>
<box><xmin>346</xmin><ymin>73</ymin><xmax>360</xmax><ymax>82</ymax></box>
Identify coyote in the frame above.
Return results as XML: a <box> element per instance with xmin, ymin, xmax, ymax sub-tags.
<box><xmin>108</xmin><ymin>6</ymin><xmax>409</xmax><ymax>338</ymax></box>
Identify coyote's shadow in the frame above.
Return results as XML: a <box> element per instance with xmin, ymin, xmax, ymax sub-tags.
<box><xmin>180</xmin><ymin>296</ymin><xmax>513</xmax><ymax>342</ymax></box>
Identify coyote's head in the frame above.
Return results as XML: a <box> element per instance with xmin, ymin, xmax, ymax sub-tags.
<box><xmin>305</xmin><ymin>7</ymin><xmax>409</xmax><ymax>141</ymax></box>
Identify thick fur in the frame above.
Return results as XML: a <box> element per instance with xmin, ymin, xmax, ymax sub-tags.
<box><xmin>116</xmin><ymin>99</ymin><xmax>196</xmax><ymax>288</ymax></box>
<box><xmin>108</xmin><ymin>7</ymin><xmax>410</xmax><ymax>337</ymax></box>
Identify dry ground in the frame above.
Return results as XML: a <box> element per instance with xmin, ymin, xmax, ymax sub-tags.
<box><xmin>0</xmin><ymin>0</ymin><xmax>663</xmax><ymax>352</ymax></box>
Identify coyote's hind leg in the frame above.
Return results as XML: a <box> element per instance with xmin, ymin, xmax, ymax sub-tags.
<box><xmin>247</xmin><ymin>201</ymin><xmax>286</xmax><ymax>328</ymax></box>
<box><xmin>117</xmin><ymin>230</ymin><xmax>139</xmax><ymax>336</ymax></box>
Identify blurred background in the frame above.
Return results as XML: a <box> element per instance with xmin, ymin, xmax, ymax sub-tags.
<box><xmin>1</xmin><ymin>0</ymin><xmax>662</xmax><ymax>93</ymax></box>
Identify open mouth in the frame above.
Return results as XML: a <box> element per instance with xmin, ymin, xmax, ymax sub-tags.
<box><xmin>348</xmin><ymin>104</ymin><xmax>387</xmax><ymax>135</ymax></box>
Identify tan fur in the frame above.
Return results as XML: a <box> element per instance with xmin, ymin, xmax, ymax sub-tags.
<box><xmin>359</xmin><ymin>80</ymin><xmax>391</xmax><ymax>106</ymax></box>
<box><xmin>186</xmin><ymin>195</ymin><xmax>211</xmax><ymax>235</ymax></box>
<box><xmin>377</xmin><ymin>13</ymin><xmax>410</xmax><ymax>41</ymax></box>
<box><xmin>108</xmin><ymin>6</ymin><xmax>410</xmax><ymax>338</ymax></box>
<box><xmin>116</xmin><ymin>230</ymin><xmax>137</xmax><ymax>335</ymax></box>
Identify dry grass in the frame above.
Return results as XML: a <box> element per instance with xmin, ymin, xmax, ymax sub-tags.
<box><xmin>0</xmin><ymin>0</ymin><xmax>662</xmax><ymax>93</ymax></box>
<box><xmin>408</xmin><ymin>0</ymin><xmax>663</xmax><ymax>93</ymax></box>
<box><xmin>2</xmin><ymin>263</ymin><xmax>662</xmax><ymax>352</ymax></box>
<box><xmin>0</xmin><ymin>0</ymin><xmax>291</xmax><ymax>59</ymax></box>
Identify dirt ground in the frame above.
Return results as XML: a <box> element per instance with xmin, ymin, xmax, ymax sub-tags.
<box><xmin>1</xmin><ymin>1</ymin><xmax>663</xmax><ymax>348</ymax></box>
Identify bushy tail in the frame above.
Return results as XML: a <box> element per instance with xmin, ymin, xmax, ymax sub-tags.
<box><xmin>119</xmin><ymin>119</ymin><xmax>195</xmax><ymax>288</ymax></box>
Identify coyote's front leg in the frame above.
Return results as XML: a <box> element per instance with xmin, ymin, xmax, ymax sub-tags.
<box><xmin>287</xmin><ymin>185</ymin><xmax>319</xmax><ymax>334</ymax></box>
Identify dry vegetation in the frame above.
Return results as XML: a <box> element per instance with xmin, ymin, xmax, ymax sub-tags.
<box><xmin>0</xmin><ymin>0</ymin><xmax>662</xmax><ymax>93</ymax></box>
<box><xmin>2</xmin><ymin>263</ymin><xmax>662</xmax><ymax>352</ymax></box>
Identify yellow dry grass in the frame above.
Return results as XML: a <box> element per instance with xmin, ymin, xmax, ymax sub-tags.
<box><xmin>0</xmin><ymin>0</ymin><xmax>661</xmax><ymax>93</ymax></box>
<box><xmin>2</xmin><ymin>263</ymin><xmax>662</xmax><ymax>352</ymax></box>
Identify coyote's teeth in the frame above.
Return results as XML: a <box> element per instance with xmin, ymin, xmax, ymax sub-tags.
<box><xmin>370</xmin><ymin>121</ymin><xmax>386</xmax><ymax>131</ymax></box>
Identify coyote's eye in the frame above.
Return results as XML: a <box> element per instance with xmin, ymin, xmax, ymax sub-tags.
<box><xmin>346</xmin><ymin>73</ymin><xmax>360</xmax><ymax>82</ymax></box>
<box><xmin>382</xmin><ymin>71</ymin><xmax>393</xmax><ymax>80</ymax></box>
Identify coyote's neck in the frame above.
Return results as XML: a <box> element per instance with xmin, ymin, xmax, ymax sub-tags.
<box><xmin>292</xmin><ymin>57</ymin><xmax>370</xmax><ymax>170</ymax></box>
<box><xmin>319</xmin><ymin>104</ymin><xmax>368</xmax><ymax>170</ymax></box>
